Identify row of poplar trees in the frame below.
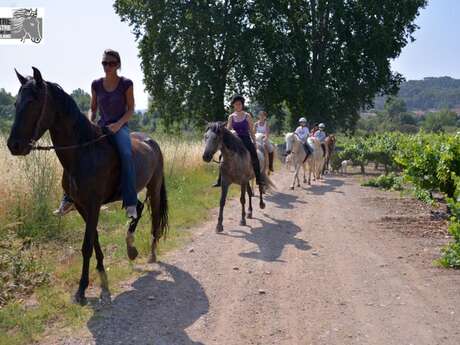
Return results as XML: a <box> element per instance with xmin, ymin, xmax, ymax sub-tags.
<box><xmin>114</xmin><ymin>0</ymin><xmax>427</xmax><ymax>132</ymax></box>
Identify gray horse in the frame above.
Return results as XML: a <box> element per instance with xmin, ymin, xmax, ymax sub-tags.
<box><xmin>202</xmin><ymin>122</ymin><xmax>272</xmax><ymax>233</ymax></box>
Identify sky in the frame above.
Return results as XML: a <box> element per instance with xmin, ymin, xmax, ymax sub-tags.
<box><xmin>0</xmin><ymin>0</ymin><xmax>459</xmax><ymax>109</ymax></box>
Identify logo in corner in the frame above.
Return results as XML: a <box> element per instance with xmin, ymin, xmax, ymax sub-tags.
<box><xmin>0</xmin><ymin>7</ymin><xmax>44</xmax><ymax>44</ymax></box>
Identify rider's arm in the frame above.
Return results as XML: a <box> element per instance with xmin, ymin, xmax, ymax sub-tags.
<box><xmin>116</xmin><ymin>84</ymin><xmax>135</xmax><ymax>127</ymax></box>
<box><xmin>265</xmin><ymin>122</ymin><xmax>270</xmax><ymax>140</ymax></box>
<box><xmin>247</xmin><ymin>114</ymin><xmax>256</xmax><ymax>142</ymax></box>
<box><xmin>89</xmin><ymin>85</ymin><xmax>98</xmax><ymax>123</ymax></box>
<box><xmin>227</xmin><ymin>114</ymin><xmax>233</xmax><ymax>130</ymax></box>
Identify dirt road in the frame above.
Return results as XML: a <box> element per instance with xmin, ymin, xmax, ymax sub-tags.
<box><xmin>48</xmin><ymin>170</ymin><xmax>460</xmax><ymax>345</ymax></box>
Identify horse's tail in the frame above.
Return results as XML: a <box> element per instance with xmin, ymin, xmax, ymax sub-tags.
<box><xmin>262</xmin><ymin>170</ymin><xmax>277</xmax><ymax>190</ymax></box>
<box><xmin>146</xmin><ymin>149</ymin><xmax>169</xmax><ymax>244</ymax></box>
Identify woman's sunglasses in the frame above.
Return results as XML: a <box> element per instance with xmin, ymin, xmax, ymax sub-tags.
<box><xmin>101</xmin><ymin>61</ymin><xmax>118</xmax><ymax>67</ymax></box>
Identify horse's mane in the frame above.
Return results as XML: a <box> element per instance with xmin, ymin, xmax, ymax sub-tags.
<box><xmin>208</xmin><ymin>122</ymin><xmax>247</xmax><ymax>156</ymax></box>
<box><xmin>11</xmin><ymin>9</ymin><xmax>36</xmax><ymax>32</ymax></box>
<box><xmin>47</xmin><ymin>81</ymin><xmax>99</xmax><ymax>142</ymax></box>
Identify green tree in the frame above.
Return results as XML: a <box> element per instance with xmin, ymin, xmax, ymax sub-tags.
<box><xmin>250</xmin><ymin>0</ymin><xmax>427</xmax><ymax>131</ymax></box>
<box><xmin>384</xmin><ymin>97</ymin><xmax>407</xmax><ymax>120</ymax></box>
<box><xmin>114</xmin><ymin>0</ymin><xmax>255</xmax><ymax>132</ymax></box>
<box><xmin>70</xmin><ymin>88</ymin><xmax>91</xmax><ymax>113</ymax></box>
<box><xmin>0</xmin><ymin>88</ymin><xmax>15</xmax><ymax>133</ymax></box>
<box><xmin>422</xmin><ymin>109</ymin><xmax>458</xmax><ymax>132</ymax></box>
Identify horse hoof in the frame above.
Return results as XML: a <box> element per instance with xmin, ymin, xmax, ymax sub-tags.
<box><xmin>290</xmin><ymin>186</ymin><xmax>294</xmax><ymax>190</ymax></box>
<box><xmin>73</xmin><ymin>290</ymin><xmax>87</xmax><ymax>305</ymax></box>
<box><xmin>100</xmin><ymin>289</ymin><xmax>112</xmax><ymax>305</ymax></box>
<box><xmin>260</xmin><ymin>202</ymin><xmax>266</xmax><ymax>209</ymax></box>
<box><xmin>127</xmin><ymin>246</ymin><xmax>139</xmax><ymax>261</ymax></box>
<box><xmin>148</xmin><ymin>253</ymin><xmax>157</xmax><ymax>263</ymax></box>
<box><xmin>240</xmin><ymin>219</ymin><xmax>246</xmax><ymax>226</ymax></box>
<box><xmin>247</xmin><ymin>213</ymin><xmax>252</xmax><ymax>219</ymax></box>
<box><xmin>216</xmin><ymin>224</ymin><xmax>224</xmax><ymax>233</ymax></box>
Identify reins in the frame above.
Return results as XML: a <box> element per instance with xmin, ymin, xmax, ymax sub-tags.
<box><xmin>29</xmin><ymin>81</ymin><xmax>112</xmax><ymax>151</ymax></box>
<box><xmin>30</xmin><ymin>133</ymin><xmax>111</xmax><ymax>151</ymax></box>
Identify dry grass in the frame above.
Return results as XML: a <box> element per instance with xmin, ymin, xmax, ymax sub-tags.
<box><xmin>159</xmin><ymin>137</ymin><xmax>205</xmax><ymax>174</ymax></box>
<box><xmin>0</xmin><ymin>135</ymin><xmax>62</xmax><ymax>224</ymax></box>
<box><xmin>0</xmin><ymin>134</ymin><xmax>205</xmax><ymax>227</ymax></box>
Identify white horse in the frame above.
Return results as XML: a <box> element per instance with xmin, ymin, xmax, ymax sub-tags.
<box><xmin>255</xmin><ymin>133</ymin><xmax>269</xmax><ymax>175</ymax></box>
<box><xmin>250</xmin><ymin>133</ymin><xmax>269</xmax><ymax>193</ymax></box>
<box><xmin>285</xmin><ymin>133</ymin><xmax>324</xmax><ymax>190</ymax></box>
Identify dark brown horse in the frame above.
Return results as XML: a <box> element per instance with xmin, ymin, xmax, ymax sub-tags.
<box><xmin>202</xmin><ymin>122</ymin><xmax>273</xmax><ymax>233</ymax></box>
<box><xmin>7</xmin><ymin>67</ymin><xmax>168</xmax><ymax>304</ymax></box>
<box><xmin>323</xmin><ymin>135</ymin><xmax>337</xmax><ymax>175</ymax></box>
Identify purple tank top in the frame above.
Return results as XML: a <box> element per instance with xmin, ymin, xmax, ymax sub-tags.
<box><xmin>91</xmin><ymin>76</ymin><xmax>133</xmax><ymax>126</ymax></box>
<box><xmin>232</xmin><ymin>113</ymin><xmax>250</xmax><ymax>137</ymax></box>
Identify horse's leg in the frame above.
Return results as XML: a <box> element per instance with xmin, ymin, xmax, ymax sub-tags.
<box><xmin>146</xmin><ymin>175</ymin><xmax>168</xmax><ymax>264</ymax></box>
<box><xmin>216</xmin><ymin>182</ymin><xmax>229</xmax><ymax>233</ymax></box>
<box><xmin>75</xmin><ymin>205</ymin><xmax>100</xmax><ymax>304</ymax></box>
<box><xmin>240</xmin><ymin>184</ymin><xmax>247</xmax><ymax>226</ymax></box>
<box><xmin>247</xmin><ymin>182</ymin><xmax>253</xmax><ymax>219</ymax></box>
<box><xmin>291</xmin><ymin>160</ymin><xmax>299</xmax><ymax>190</ymax></box>
<box><xmin>303</xmin><ymin>160</ymin><xmax>307</xmax><ymax>184</ymax></box>
<box><xmin>296</xmin><ymin>161</ymin><xmax>302</xmax><ymax>187</ymax></box>
<box><xmin>94</xmin><ymin>229</ymin><xmax>111</xmax><ymax>303</ymax></box>
<box><xmin>259</xmin><ymin>182</ymin><xmax>266</xmax><ymax>209</ymax></box>
<box><xmin>126</xmin><ymin>199</ymin><xmax>144</xmax><ymax>261</ymax></box>
<box><xmin>291</xmin><ymin>164</ymin><xmax>297</xmax><ymax>190</ymax></box>
<box><xmin>75</xmin><ymin>204</ymin><xmax>109</xmax><ymax>301</ymax></box>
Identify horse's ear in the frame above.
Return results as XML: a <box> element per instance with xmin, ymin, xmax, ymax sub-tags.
<box><xmin>32</xmin><ymin>66</ymin><xmax>44</xmax><ymax>86</ymax></box>
<box><xmin>14</xmin><ymin>68</ymin><xmax>27</xmax><ymax>85</ymax></box>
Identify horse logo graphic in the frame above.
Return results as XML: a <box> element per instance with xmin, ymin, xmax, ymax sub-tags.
<box><xmin>11</xmin><ymin>8</ymin><xmax>42</xmax><ymax>43</ymax></box>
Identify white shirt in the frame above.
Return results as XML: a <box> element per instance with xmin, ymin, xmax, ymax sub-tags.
<box><xmin>295</xmin><ymin>126</ymin><xmax>310</xmax><ymax>141</ymax></box>
<box><xmin>255</xmin><ymin>121</ymin><xmax>267</xmax><ymax>134</ymax></box>
<box><xmin>315</xmin><ymin>130</ymin><xmax>326</xmax><ymax>142</ymax></box>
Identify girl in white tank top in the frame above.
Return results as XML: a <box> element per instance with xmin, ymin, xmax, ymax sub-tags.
<box><xmin>255</xmin><ymin>111</ymin><xmax>275</xmax><ymax>172</ymax></box>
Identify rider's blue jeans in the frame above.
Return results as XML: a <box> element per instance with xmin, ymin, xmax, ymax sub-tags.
<box><xmin>109</xmin><ymin>124</ymin><xmax>138</xmax><ymax>208</ymax></box>
<box><xmin>62</xmin><ymin>124</ymin><xmax>137</xmax><ymax>208</ymax></box>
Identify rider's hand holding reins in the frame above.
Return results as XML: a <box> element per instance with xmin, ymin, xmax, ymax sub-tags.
<box><xmin>108</xmin><ymin>121</ymin><xmax>123</xmax><ymax>133</ymax></box>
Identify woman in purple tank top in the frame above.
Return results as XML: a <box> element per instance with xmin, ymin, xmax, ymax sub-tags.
<box><xmin>212</xmin><ymin>94</ymin><xmax>264</xmax><ymax>187</ymax></box>
<box><xmin>54</xmin><ymin>49</ymin><xmax>139</xmax><ymax>220</ymax></box>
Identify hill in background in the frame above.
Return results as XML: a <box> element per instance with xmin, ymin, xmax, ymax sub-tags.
<box><xmin>374</xmin><ymin>76</ymin><xmax>460</xmax><ymax>114</ymax></box>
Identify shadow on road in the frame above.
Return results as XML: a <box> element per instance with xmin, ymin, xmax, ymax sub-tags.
<box><xmin>303</xmin><ymin>177</ymin><xmax>345</xmax><ymax>195</ymax></box>
<box><xmin>264</xmin><ymin>191</ymin><xmax>308</xmax><ymax>209</ymax></box>
<box><xmin>87</xmin><ymin>262</ymin><xmax>208</xmax><ymax>345</ymax></box>
<box><xmin>224</xmin><ymin>215</ymin><xmax>312</xmax><ymax>262</ymax></box>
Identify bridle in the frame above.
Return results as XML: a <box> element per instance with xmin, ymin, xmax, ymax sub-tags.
<box><xmin>29</xmin><ymin>81</ymin><xmax>110</xmax><ymax>151</ymax></box>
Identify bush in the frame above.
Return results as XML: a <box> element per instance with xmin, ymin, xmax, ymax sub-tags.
<box><xmin>438</xmin><ymin>176</ymin><xmax>460</xmax><ymax>268</ymax></box>
<box><xmin>362</xmin><ymin>173</ymin><xmax>403</xmax><ymax>191</ymax></box>
<box><xmin>0</xmin><ymin>233</ymin><xmax>50</xmax><ymax>306</ymax></box>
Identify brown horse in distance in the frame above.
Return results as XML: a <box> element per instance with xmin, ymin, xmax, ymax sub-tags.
<box><xmin>202</xmin><ymin>122</ymin><xmax>273</xmax><ymax>233</ymax></box>
<box><xmin>7</xmin><ymin>67</ymin><xmax>168</xmax><ymax>304</ymax></box>
<box><xmin>323</xmin><ymin>135</ymin><xmax>337</xmax><ymax>175</ymax></box>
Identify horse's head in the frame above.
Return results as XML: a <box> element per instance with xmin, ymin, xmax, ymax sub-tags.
<box><xmin>202</xmin><ymin>121</ymin><xmax>226</xmax><ymax>162</ymax></box>
<box><xmin>7</xmin><ymin>67</ymin><xmax>54</xmax><ymax>155</ymax></box>
<box><xmin>328</xmin><ymin>134</ymin><xmax>337</xmax><ymax>146</ymax></box>
<box><xmin>23</xmin><ymin>17</ymin><xmax>42</xmax><ymax>43</ymax></box>
<box><xmin>285</xmin><ymin>132</ymin><xmax>295</xmax><ymax>153</ymax></box>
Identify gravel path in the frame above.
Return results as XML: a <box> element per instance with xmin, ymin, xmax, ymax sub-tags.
<box><xmin>42</xmin><ymin>169</ymin><xmax>460</xmax><ymax>345</ymax></box>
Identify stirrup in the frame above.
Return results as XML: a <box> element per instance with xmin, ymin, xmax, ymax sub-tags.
<box><xmin>128</xmin><ymin>202</ymin><xmax>144</xmax><ymax>233</ymax></box>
